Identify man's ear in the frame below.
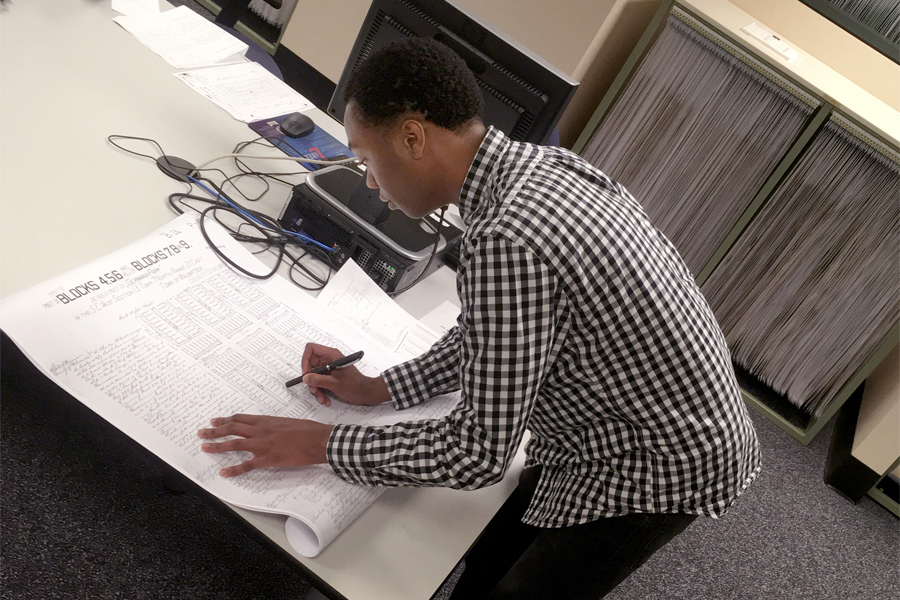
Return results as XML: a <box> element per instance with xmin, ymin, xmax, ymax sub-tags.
<box><xmin>399</xmin><ymin>118</ymin><xmax>427</xmax><ymax>160</ymax></box>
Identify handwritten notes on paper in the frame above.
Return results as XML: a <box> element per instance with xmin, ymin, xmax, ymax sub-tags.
<box><xmin>0</xmin><ymin>214</ymin><xmax>457</xmax><ymax>556</ymax></box>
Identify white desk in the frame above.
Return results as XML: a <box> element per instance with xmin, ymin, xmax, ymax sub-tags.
<box><xmin>0</xmin><ymin>2</ymin><xmax>523</xmax><ymax>599</ymax></box>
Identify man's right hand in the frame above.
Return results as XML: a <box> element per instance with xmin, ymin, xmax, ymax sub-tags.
<box><xmin>301</xmin><ymin>343</ymin><xmax>392</xmax><ymax>407</ymax></box>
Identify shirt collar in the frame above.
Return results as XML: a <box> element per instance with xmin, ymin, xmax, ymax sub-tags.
<box><xmin>458</xmin><ymin>126</ymin><xmax>510</xmax><ymax>226</ymax></box>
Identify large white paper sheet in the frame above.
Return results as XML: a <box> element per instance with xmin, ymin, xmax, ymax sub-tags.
<box><xmin>0</xmin><ymin>214</ymin><xmax>457</xmax><ymax>556</ymax></box>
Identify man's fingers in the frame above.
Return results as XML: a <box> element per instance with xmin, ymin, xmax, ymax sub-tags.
<box><xmin>302</xmin><ymin>343</ymin><xmax>342</xmax><ymax>374</ymax></box>
<box><xmin>200</xmin><ymin>438</ymin><xmax>248</xmax><ymax>453</ymax></box>
<box><xmin>219</xmin><ymin>457</ymin><xmax>261</xmax><ymax>478</ymax></box>
<box><xmin>197</xmin><ymin>417</ymin><xmax>256</xmax><ymax>439</ymax></box>
<box><xmin>302</xmin><ymin>373</ymin><xmax>332</xmax><ymax>390</ymax></box>
<box><xmin>200</xmin><ymin>436</ymin><xmax>267</xmax><ymax>476</ymax></box>
<box><xmin>197</xmin><ymin>427</ymin><xmax>224</xmax><ymax>439</ymax></box>
<box><xmin>196</xmin><ymin>416</ymin><xmax>333</xmax><ymax>477</ymax></box>
<box><xmin>302</xmin><ymin>374</ymin><xmax>334</xmax><ymax>406</ymax></box>
<box><xmin>210</xmin><ymin>413</ymin><xmax>258</xmax><ymax>426</ymax></box>
<box><xmin>301</xmin><ymin>344</ymin><xmax>318</xmax><ymax>374</ymax></box>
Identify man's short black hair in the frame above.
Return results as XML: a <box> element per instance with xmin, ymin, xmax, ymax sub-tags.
<box><xmin>343</xmin><ymin>37</ymin><xmax>484</xmax><ymax>131</ymax></box>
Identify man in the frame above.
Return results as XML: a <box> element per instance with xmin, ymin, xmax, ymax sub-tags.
<box><xmin>199</xmin><ymin>38</ymin><xmax>761</xmax><ymax>599</ymax></box>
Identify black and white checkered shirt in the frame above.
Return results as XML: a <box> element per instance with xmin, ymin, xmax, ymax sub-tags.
<box><xmin>329</xmin><ymin>127</ymin><xmax>760</xmax><ymax>526</ymax></box>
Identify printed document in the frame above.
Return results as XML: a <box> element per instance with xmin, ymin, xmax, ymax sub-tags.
<box><xmin>114</xmin><ymin>5</ymin><xmax>248</xmax><ymax>69</ymax></box>
<box><xmin>316</xmin><ymin>259</ymin><xmax>444</xmax><ymax>361</ymax></box>
<box><xmin>175</xmin><ymin>62</ymin><xmax>314</xmax><ymax>122</ymax></box>
<box><xmin>0</xmin><ymin>214</ymin><xmax>457</xmax><ymax>557</ymax></box>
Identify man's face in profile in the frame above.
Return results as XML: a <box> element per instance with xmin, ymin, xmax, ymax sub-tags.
<box><xmin>344</xmin><ymin>101</ymin><xmax>439</xmax><ymax>220</ymax></box>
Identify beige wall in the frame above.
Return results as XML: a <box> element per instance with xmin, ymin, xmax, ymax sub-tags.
<box><xmin>280</xmin><ymin>0</ymin><xmax>897</xmax><ymax>146</ymax></box>
<box><xmin>454</xmin><ymin>1</ymin><xmax>617</xmax><ymax>77</ymax></box>
<box><xmin>557</xmin><ymin>0</ymin><xmax>664</xmax><ymax>147</ymax></box>
<box><xmin>852</xmin><ymin>345</ymin><xmax>900</xmax><ymax>475</ymax></box>
<box><xmin>281</xmin><ymin>0</ymin><xmax>370</xmax><ymax>85</ymax></box>
<box><xmin>280</xmin><ymin>0</ymin><xmax>617</xmax><ymax>83</ymax></box>
<box><xmin>729</xmin><ymin>0</ymin><xmax>900</xmax><ymax>112</ymax></box>
<box><xmin>280</xmin><ymin>0</ymin><xmax>655</xmax><ymax>146</ymax></box>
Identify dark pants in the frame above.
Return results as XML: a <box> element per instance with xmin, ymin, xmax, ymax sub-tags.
<box><xmin>448</xmin><ymin>466</ymin><xmax>697</xmax><ymax>600</ymax></box>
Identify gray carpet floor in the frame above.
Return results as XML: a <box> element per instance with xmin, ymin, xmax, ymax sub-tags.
<box><xmin>2</xmin><ymin>327</ymin><xmax>898</xmax><ymax>600</ymax></box>
<box><xmin>603</xmin><ymin>414</ymin><xmax>899</xmax><ymax>600</ymax></box>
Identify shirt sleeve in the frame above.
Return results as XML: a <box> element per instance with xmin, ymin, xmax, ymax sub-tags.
<box><xmin>327</xmin><ymin>236</ymin><xmax>560</xmax><ymax>490</ymax></box>
<box><xmin>382</xmin><ymin>325</ymin><xmax>463</xmax><ymax>410</ymax></box>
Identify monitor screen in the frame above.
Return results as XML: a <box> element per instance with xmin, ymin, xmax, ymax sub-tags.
<box><xmin>327</xmin><ymin>0</ymin><xmax>578</xmax><ymax>145</ymax></box>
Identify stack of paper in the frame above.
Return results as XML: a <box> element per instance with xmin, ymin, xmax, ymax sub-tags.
<box><xmin>114</xmin><ymin>6</ymin><xmax>247</xmax><ymax>69</ymax></box>
<box><xmin>113</xmin><ymin>5</ymin><xmax>313</xmax><ymax>121</ymax></box>
<box><xmin>316</xmin><ymin>260</ymin><xmax>450</xmax><ymax>361</ymax></box>
<box><xmin>580</xmin><ymin>12</ymin><xmax>816</xmax><ymax>275</ymax></box>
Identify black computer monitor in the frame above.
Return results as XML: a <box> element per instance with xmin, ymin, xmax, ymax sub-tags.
<box><xmin>327</xmin><ymin>0</ymin><xmax>578</xmax><ymax>145</ymax></box>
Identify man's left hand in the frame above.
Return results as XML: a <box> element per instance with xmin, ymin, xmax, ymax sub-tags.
<box><xmin>198</xmin><ymin>415</ymin><xmax>334</xmax><ymax>477</ymax></box>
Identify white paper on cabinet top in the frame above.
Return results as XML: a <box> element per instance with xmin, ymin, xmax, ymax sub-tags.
<box><xmin>114</xmin><ymin>5</ymin><xmax>248</xmax><ymax>69</ymax></box>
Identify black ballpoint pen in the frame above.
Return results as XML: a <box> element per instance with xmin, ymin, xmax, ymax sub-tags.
<box><xmin>285</xmin><ymin>351</ymin><xmax>365</xmax><ymax>388</ymax></box>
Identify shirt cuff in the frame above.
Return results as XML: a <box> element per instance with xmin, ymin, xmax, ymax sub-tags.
<box><xmin>327</xmin><ymin>423</ymin><xmax>378</xmax><ymax>486</ymax></box>
<box><xmin>383</xmin><ymin>361</ymin><xmax>433</xmax><ymax>410</ymax></box>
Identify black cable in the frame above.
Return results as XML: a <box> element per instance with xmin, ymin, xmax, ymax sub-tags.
<box><xmin>190</xmin><ymin>175</ymin><xmax>334</xmax><ymax>289</ymax></box>
<box><xmin>107</xmin><ymin>135</ymin><xmax>167</xmax><ymax>162</ymax></box>
<box><xmin>113</xmin><ymin>133</ymin><xmax>336</xmax><ymax>291</ymax></box>
<box><xmin>170</xmin><ymin>190</ymin><xmax>330</xmax><ymax>289</ymax></box>
<box><xmin>110</xmin><ymin>134</ymin><xmax>287</xmax><ymax>205</ymax></box>
<box><xmin>228</xmin><ymin>136</ymin><xmax>311</xmax><ymax>188</ymax></box>
<box><xmin>195</xmin><ymin>176</ymin><xmax>289</xmax><ymax>245</ymax></box>
<box><xmin>197</xmin><ymin>205</ymin><xmax>284</xmax><ymax>280</ymax></box>
<box><xmin>388</xmin><ymin>206</ymin><xmax>448</xmax><ymax>297</ymax></box>
<box><xmin>284</xmin><ymin>244</ymin><xmax>332</xmax><ymax>290</ymax></box>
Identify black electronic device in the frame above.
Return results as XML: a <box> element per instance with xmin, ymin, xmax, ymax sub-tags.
<box><xmin>278</xmin><ymin>165</ymin><xmax>463</xmax><ymax>292</ymax></box>
<box><xmin>279</xmin><ymin>0</ymin><xmax>577</xmax><ymax>292</ymax></box>
<box><xmin>327</xmin><ymin>0</ymin><xmax>578</xmax><ymax>144</ymax></box>
<box><xmin>156</xmin><ymin>156</ymin><xmax>196</xmax><ymax>182</ymax></box>
<box><xmin>280</xmin><ymin>112</ymin><xmax>316</xmax><ymax>138</ymax></box>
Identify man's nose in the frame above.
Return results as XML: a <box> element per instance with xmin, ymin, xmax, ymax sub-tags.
<box><xmin>365</xmin><ymin>168</ymin><xmax>379</xmax><ymax>190</ymax></box>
